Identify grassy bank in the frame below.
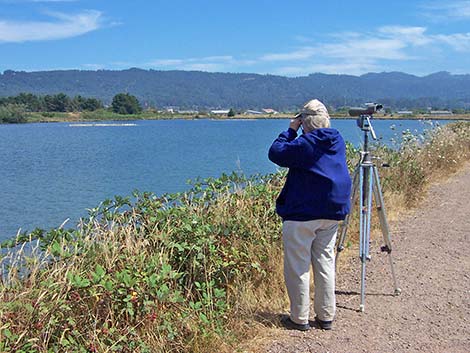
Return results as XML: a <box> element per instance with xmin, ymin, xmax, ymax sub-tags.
<box><xmin>1</xmin><ymin>122</ymin><xmax>470</xmax><ymax>352</ymax></box>
<box><xmin>6</xmin><ymin>110</ymin><xmax>470</xmax><ymax>124</ymax></box>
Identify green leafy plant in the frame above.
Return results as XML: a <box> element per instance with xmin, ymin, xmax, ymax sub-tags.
<box><xmin>1</xmin><ymin>122</ymin><xmax>469</xmax><ymax>352</ymax></box>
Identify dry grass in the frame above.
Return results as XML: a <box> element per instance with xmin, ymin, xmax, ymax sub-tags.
<box><xmin>1</xmin><ymin>122</ymin><xmax>469</xmax><ymax>352</ymax></box>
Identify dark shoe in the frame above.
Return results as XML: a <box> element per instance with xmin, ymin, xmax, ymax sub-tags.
<box><xmin>281</xmin><ymin>316</ymin><xmax>310</xmax><ymax>331</ymax></box>
<box><xmin>315</xmin><ymin>317</ymin><xmax>333</xmax><ymax>330</ymax></box>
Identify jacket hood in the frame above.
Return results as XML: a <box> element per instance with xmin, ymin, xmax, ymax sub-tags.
<box><xmin>302</xmin><ymin>128</ymin><xmax>342</xmax><ymax>150</ymax></box>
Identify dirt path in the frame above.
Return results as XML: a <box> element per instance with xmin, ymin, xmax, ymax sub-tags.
<box><xmin>261</xmin><ymin>165</ymin><xmax>470</xmax><ymax>353</ymax></box>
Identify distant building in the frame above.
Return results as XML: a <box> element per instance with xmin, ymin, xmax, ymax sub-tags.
<box><xmin>244</xmin><ymin>110</ymin><xmax>263</xmax><ymax>115</ymax></box>
<box><xmin>429</xmin><ymin>110</ymin><xmax>453</xmax><ymax>115</ymax></box>
<box><xmin>262</xmin><ymin>108</ymin><xmax>278</xmax><ymax>114</ymax></box>
<box><xmin>211</xmin><ymin>109</ymin><xmax>230</xmax><ymax>115</ymax></box>
<box><xmin>397</xmin><ymin>111</ymin><xmax>413</xmax><ymax>115</ymax></box>
<box><xmin>177</xmin><ymin>110</ymin><xmax>198</xmax><ymax>114</ymax></box>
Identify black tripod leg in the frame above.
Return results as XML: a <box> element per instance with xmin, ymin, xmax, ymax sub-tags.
<box><xmin>372</xmin><ymin>166</ymin><xmax>401</xmax><ymax>295</ymax></box>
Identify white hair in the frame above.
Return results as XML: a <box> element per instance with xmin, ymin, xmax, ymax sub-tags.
<box><xmin>299</xmin><ymin>99</ymin><xmax>331</xmax><ymax>132</ymax></box>
<box><xmin>301</xmin><ymin>114</ymin><xmax>330</xmax><ymax>132</ymax></box>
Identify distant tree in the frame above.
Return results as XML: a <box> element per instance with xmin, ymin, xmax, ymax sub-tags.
<box><xmin>43</xmin><ymin>95</ymin><xmax>54</xmax><ymax>111</ymax></box>
<box><xmin>227</xmin><ymin>108</ymin><xmax>236</xmax><ymax>117</ymax></box>
<box><xmin>13</xmin><ymin>93</ymin><xmax>42</xmax><ymax>112</ymax></box>
<box><xmin>71</xmin><ymin>95</ymin><xmax>102</xmax><ymax>111</ymax></box>
<box><xmin>0</xmin><ymin>104</ymin><xmax>27</xmax><ymax>123</ymax></box>
<box><xmin>44</xmin><ymin>93</ymin><xmax>70</xmax><ymax>112</ymax></box>
<box><xmin>111</xmin><ymin>93</ymin><xmax>142</xmax><ymax>114</ymax></box>
<box><xmin>70</xmin><ymin>95</ymin><xmax>85</xmax><ymax>111</ymax></box>
<box><xmin>3</xmin><ymin>70</ymin><xmax>470</xmax><ymax>111</ymax></box>
<box><xmin>82</xmin><ymin>97</ymin><xmax>103</xmax><ymax>111</ymax></box>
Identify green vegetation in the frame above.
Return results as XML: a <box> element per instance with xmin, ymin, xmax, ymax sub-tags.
<box><xmin>2</xmin><ymin>92</ymin><xmax>470</xmax><ymax>124</ymax></box>
<box><xmin>111</xmin><ymin>93</ymin><xmax>142</xmax><ymax>115</ymax></box>
<box><xmin>2</xmin><ymin>69</ymin><xmax>470</xmax><ymax>112</ymax></box>
<box><xmin>0</xmin><ymin>93</ymin><xmax>103</xmax><ymax>114</ymax></box>
<box><xmin>1</xmin><ymin>122</ymin><xmax>470</xmax><ymax>352</ymax></box>
<box><xmin>0</xmin><ymin>93</ymin><xmax>147</xmax><ymax>124</ymax></box>
<box><xmin>0</xmin><ymin>104</ymin><xmax>27</xmax><ymax>123</ymax></box>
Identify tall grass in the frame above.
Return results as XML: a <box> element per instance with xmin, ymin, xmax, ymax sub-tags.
<box><xmin>375</xmin><ymin>121</ymin><xmax>470</xmax><ymax>207</ymax></box>
<box><xmin>1</xmin><ymin>122</ymin><xmax>469</xmax><ymax>352</ymax></box>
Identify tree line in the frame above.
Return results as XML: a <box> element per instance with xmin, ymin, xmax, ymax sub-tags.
<box><xmin>0</xmin><ymin>93</ymin><xmax>103</xmax><ymax>112</ymax></box>
<box><xmin>2</xmin><ymin>69</ymin><xmax>470</xmax><ymax>112</ymax></box>
<box><xmin>0</xmin><ymin>92</ymin><xmax>142</xmax><ymax>123</ymax></box>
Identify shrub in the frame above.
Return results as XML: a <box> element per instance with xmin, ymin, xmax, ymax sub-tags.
<box><xmin>1</xmin><ymin>122</ymin><xmax>469</xmax><ymax>351</ymax></box>
<box><xmin>0</xmin><ymin>104</ymin><xmax>28</xmax><ymax>123</ymax></box>
<box><xmin>111</xmin><ymin>93</ymin><xmax>142</xmax><ymax>115</ymax></box>
<box><xmin>0</xmin><ymin>172</ymin><xmax>285</xmax><ymax>352</ymax></box>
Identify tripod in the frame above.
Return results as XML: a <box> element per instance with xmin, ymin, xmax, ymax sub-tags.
<box><xmin>336</xmin><ymin>114</ymin><xmax>401</xmax><ymax>312</ymax></box>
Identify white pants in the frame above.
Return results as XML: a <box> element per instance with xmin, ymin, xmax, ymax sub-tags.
<box><xmin>283</xmin><ymin>219</ymin><xmax>338</xmax><ymax>325</ymax></box>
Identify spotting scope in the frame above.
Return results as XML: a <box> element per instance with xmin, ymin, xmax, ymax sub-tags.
<box><xmin>348</xmin><ymin>103</ymin><xmax>383</xmax><ymax>117</ymax></box>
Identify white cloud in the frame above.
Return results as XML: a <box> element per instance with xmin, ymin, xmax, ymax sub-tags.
<box><xmin>322</xmin><ymin>38</ymin><xmax>410</xmax><ymax>60</ymax></box>
<box><xmin>147</xmin><ymin>55</ymin><xmax>238</xmax><ymax>72</ymax></box>
<box><xmin>432</xmin><ymin>33</ymin><xmax>470</xmax><ymax>51</ymax></box>
<box><xmin>0</xmin><ymin>10</ymin><xmax>103</xmax><ymax>42</ymax></box>
<box><xmin>82</xmin><ymin>63</ymin><xmax>105</xmax><ymax>70</ymax></box>
<box><xmin>79</xmin><ymin>23</ymin><xmax>470</xmax><ymax>76</ymax></box>
<box><xmin>257</xmin><ymin>25</ymin><xmax>470</xmax><ymax>75</ymax></box>
<box><xmin>198</xmin><ymin>55</ymin><xmax>233</xmax><ymax>62</ymax></box>
<box><xmin>379</xmin><ymin>26</ymin><xmax>432</xmax><ymax>46</ymax></box>
<box><xmin>150</xmin><ymin>59</ymin><xmax>185</xmax><ymax>66</ymax></box>
<box><xmin>421</xmin><ymin>1</ymin><xmax>470</xmax><ymax>21</ymax></box>
<box><xmin>260</xmin><ymin>47</ymin><xmax>315</xmax><ymax>61</ymax></box>
<box><xmin>259</xmin><ymin>27</ymin><xmax>417</xmax><ymax>66</ymax></box>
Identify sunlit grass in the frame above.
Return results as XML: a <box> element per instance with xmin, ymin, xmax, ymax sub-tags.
<box><xmin>1</xmin><ymin>122</ymin><xmax>469</xmax><ymax>352</ymax></box>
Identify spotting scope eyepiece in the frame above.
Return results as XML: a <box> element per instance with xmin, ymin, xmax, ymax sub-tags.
<box><xmin>348</xmin><ymin>103</ymin><xmax>383</xmax><ymax>117</ymax></box>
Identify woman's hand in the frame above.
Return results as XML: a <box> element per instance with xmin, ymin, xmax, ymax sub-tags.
<box><xmin>289</xmin><ymin>117</ymin><xmax>302</xmax><ymax>131</ymax></box>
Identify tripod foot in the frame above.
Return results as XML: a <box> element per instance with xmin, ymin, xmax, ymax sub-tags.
<box><xmin>394</xmin><ymin>288</ymin><xmax>402</xmax><ymax>296</ymax></box>
<box><xmin>359</xmin><ymin>304</ymin><xmax>365</xmax><ymax>312</ymax></box>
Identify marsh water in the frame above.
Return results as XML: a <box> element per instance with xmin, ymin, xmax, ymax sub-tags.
<box><xmin>0</xmin><ymin>118</ymin><xmax>447</xmax><ymax>241</ymax></box>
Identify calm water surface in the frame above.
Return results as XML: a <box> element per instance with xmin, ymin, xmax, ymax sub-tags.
<box><xmin>0</xmin><ymin>118</ymin><xmax>445</xmax><ymax>240</ymax></box>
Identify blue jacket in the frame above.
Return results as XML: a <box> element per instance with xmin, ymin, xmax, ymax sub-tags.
<box><xmin>268</xmin><ymin>127</ymin><xmax>351</xmax><ymax>221</ymax></box>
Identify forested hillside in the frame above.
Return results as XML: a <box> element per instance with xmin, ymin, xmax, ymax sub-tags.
<box><xmin>1</xmin><ymin>69</ymin><xmax>469</xmax><ymax>110</ymax></box>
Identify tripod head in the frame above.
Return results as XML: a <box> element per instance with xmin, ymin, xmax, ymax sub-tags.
<box><xmin>348</xmin><ymin>103</ymin><xmax>383</xmax><ymax>160</ymax></box>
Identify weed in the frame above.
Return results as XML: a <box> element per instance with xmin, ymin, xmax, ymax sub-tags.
<box><xmin>1</xmin><ymin>122</ymin><xmax>469</xmax><ymax>352</ymax></box>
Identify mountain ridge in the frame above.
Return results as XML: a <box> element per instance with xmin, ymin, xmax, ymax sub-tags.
<box><xmin>1</xmin><ymin>69</ymin><xmax>469</xmax><ymax>110</ymax></box>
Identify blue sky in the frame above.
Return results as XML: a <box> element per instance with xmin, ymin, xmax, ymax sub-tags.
<box><xmin>1</xmin><ymin>0</ymin><xmax>470</xmax><ymax>76</ymax></box>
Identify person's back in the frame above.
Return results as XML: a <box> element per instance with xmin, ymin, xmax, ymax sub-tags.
<box><xmin>269</xmin><ymin>126</ymin><xmax>351</xmax><ymax>221</ymax></box>
<box><xmin>268</xmin><ymin>98</ymin><xmax>351</xmax><ymax>331</ymax></box>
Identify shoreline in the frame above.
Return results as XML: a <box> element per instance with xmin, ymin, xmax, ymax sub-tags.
<box><xmin>1</xmin><ymin>122</ymin><xmax>469</xmax><ymax>351</ymax></box>
<box><xmin>5</xmin><ymin>112</ymin><xmax>470</xmax><ymax>124</ymax></box>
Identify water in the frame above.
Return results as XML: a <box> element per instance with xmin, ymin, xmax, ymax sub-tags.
<box><xmin>0</xmin><ymin>118</ymin><xmax>446</xmax><ymax>240</ymax></box>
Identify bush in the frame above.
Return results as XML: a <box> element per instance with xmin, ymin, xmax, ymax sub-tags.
<box><xmin>371</xmin><ymin>122</ymin><xmax>470</xmax><ymax>206</ymax></box>
<box><xmin>111</xmin><ymin>93</ymin><xmax>142</xmax><ymax>115</ymax></box>
<box><xmin>1</xmin><ymin>122</ymin><xmax>469</xmax><ymax>351</ymax></box>
<box><xmin>0</xmin><ymin>172</ymin><xmax>285</xmax><ymax>352</ymax></box>
<box><xmin>0</xmin><ymin>104</ymin><xmax>27</xmax><ymax>123</ymax></box>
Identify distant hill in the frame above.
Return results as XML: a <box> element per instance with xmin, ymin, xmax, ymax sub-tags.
<box><xmin>1</xmin><ymin>68</ymin><xmax>469</xmax><ymax>110</ymax></box>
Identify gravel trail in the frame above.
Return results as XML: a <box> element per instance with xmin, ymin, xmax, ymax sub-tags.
<box><xmin>261</xmin><ymin>165</ymin><xmax>470</xmax><ymax>353</ymax></box>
